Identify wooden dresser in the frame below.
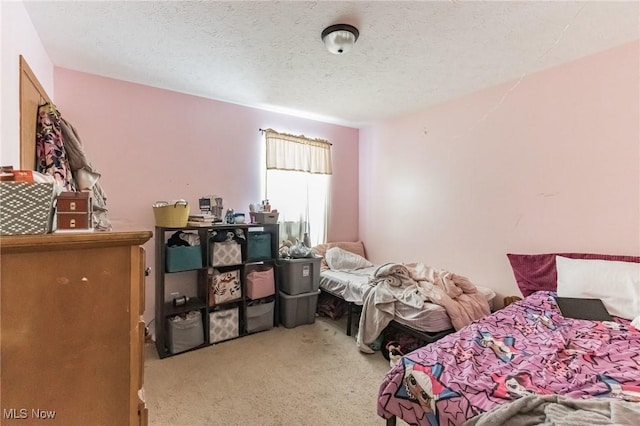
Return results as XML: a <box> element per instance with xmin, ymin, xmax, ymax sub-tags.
<box><xmin>0</xmin><ymin>230</ymin><xmax>152</xmax><ymax>425</ymax></box>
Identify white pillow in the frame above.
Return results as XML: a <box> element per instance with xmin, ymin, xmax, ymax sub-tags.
<box><xmin>325</xmin><ymin>247</ymin><xmax>373</xmax><ymax>271</ymax></box>
<box><xmin>556</xmin><ymin>256</ymin><xmax>640</xmax><ymax>320</ymax></box>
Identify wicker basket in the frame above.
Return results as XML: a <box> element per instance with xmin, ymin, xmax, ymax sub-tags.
<box><xmin>153</xmin><ymin>201</ymin><xmax>190</xmax><ymax>227</ymax></box>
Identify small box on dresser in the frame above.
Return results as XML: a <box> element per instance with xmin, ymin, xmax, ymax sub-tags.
<box><xmin>56</xmin><ymin>191</ymin><xmax>93</xmax><ymax>230</ymax></box>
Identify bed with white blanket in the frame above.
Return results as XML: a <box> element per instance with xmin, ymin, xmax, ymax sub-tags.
<box><xmin>312</xmin><ymin>242</ymin><xmax>496</xmax><ymax>350</ymax></box>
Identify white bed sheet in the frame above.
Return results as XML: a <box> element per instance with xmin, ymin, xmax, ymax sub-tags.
<box><xmin>320</xmin><ymin>268</ymin><xmax>496</xmax><ymax>333</ymax></box>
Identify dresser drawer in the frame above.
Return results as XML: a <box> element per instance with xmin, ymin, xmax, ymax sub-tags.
<box><xmin>57</xmin><ymin>191</ymin><xmax>91</xmax><ymax>212</ymax></box>
<box><xmin>57</xmin><ymin>212</ymin><xmax>91</xmax><ymax>229</ymax></box>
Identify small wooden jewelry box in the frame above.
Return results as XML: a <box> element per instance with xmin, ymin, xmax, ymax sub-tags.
<box><xmin>56</xmin><ymin>191</ymin><xmax>92</xmax><ymax>230</ymax></box>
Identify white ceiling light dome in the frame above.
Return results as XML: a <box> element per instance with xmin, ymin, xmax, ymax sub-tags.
<box><xmin>321</xmin><ymin>24</ymin><xmax>359</xmax><ymax>55</ymax></box>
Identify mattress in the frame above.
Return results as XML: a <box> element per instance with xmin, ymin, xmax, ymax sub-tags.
<box><xmin>319</xmin><ymin>268</ymin><xmax>496</xmax><ymax>333</ymax></box>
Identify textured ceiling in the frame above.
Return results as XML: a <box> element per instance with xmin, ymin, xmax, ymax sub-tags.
<box><xmin>24</xmin><ymin>1</ymin><xmax>640</xmax><ymax>128</ymax></box>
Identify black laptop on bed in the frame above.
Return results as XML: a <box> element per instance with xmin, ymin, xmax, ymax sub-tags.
<box><xmin>555</xmin><ymin>297</ymin><xmax>613</xmax><ymax>321</ymax></box>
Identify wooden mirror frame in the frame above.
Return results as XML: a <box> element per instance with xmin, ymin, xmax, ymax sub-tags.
<box><xmin>19</xmin><ymin>55</ymin><xmax>52</xmax><ymax>170</ymax></box>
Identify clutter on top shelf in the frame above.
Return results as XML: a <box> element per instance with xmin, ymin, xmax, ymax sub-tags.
<box><xmin>198</xmin><ymin>195</ymin><xmax>224</xmax><ymax>221</ymax></box>
<box><xmin>225</xmin><ymin>209</ymin><xmax>235</xmax><ymax>224</ymax></box>
<box><xmin>248</xmin><ymin>200</ymin><xmax>279</xmax><ymax>224</ymax></box>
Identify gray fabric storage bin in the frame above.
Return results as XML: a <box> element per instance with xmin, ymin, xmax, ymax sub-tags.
<box><xmin>279</xmin><ymin>290</ymin><xmax>320</xmax><ymax>328</ymax></box>
<box><xmin>278</xmin><ymin>257</ymin><xmax>321</xmax><ymax>295</ymax></box>
<box><xmin>167</xmin><ymin>311</ymin><xmax>204</xmax><ymax>354</ymax></box>
<box><xmin>246</xmin><ymin>300</ymin><xmax>275</xmax><ymax>333</ymax></box>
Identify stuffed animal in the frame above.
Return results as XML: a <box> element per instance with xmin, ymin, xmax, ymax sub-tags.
<box><xmin>386</xmin><ymin>341</ymin><xmax>404</xmax><ymax>368</ymax></box>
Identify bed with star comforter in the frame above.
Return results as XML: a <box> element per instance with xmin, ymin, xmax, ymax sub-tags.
<box><xmin>377</xmin><ymin>291</ymin><xmax>640</xmax><ymax>425</ymax></box>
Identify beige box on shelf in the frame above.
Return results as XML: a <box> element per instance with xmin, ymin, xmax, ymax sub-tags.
<box><xmin>252</xmin><ymin>212</ymin><xmax>279</xmax><ymax>224</ymax></box>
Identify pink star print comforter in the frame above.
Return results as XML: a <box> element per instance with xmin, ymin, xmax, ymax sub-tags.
<box><xmin>377</xmin><ymin>291</ymin><xmax>640</xmax><ymax>425</ymax></box>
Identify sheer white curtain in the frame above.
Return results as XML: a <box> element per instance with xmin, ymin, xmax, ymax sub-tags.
<box><xmin>264</xmin><ymin>129</ymin><xmax>332</xmax><ymax>247</ymax></box>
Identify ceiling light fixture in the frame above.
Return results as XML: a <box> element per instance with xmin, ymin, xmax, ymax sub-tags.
<box><xmin>321</xmin><ymin>24</ymin><xmax>359</xmax><ymax>55</ymax></box>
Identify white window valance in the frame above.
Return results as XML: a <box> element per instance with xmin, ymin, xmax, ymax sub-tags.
<box><xmin>264</xmin><ymin>128</ymin><xmax>332</xmax><ymax>175</ymax></box>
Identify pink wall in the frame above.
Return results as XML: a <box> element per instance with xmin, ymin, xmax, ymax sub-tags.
<box><xmin>359</xmin><ymin>41</ymin><xmax>640</xmax><ymax>302</ymax></box>
<box><xmin>53</xmin><ymin>69</ymin><xmax>359</xmax><ymax>321</ymax></box>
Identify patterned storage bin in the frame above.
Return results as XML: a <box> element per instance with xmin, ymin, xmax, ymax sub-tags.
<box><xmin>0</xmin><ymin>182</ymin><xmax>55</xmax><ymax>235</ymax></box>
<box><xmin>208</xmin><ymin>268</ymin><xmax>242</xmax><ymax>306</ymax></box>
<box><xmin>209</xmin><ymin>307</ymin><xmax>239</xmax><ymax>343</ymax></box>
<box><xmin>211</xmin><ymin>241</ymin><xmax>242</xmax><ymax>266</ymax></box>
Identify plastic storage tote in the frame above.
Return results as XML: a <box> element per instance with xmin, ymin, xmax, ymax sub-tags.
<box><xmin>278</xmin><ymin>257</ymin><xmax>321</xmax><ymax>295</ymax></box>
<box><xmin>279</xmin><ymin>290</ymin><xmax>320</xmax><ymax>328</ymax></box>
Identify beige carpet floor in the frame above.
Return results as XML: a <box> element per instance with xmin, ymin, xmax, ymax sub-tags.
<box><xmin>144</xmin><ymin>316</ymin><xmax>402</xmax><ymax>426</ymax></box>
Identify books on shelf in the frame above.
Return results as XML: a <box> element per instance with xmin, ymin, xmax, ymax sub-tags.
<box><xmin>187</xmin><ymin>214</ymin><xmax>215</xmax><ymax>228</ymax></box>
<box><xmin>188</xmin><ymin>214</ymin><xmax>215</xmax><ymax>221</ymax></box>
<box><xmin>187</xmin><ymin>221</ymin><xmax>214</xmax><ymax>227</ymax></box>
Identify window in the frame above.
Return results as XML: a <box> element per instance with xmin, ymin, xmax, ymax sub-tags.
<box><xmin>263</xmin><ymin>129</ymin><xmax>332</xmax><ymax>247</ymax></box>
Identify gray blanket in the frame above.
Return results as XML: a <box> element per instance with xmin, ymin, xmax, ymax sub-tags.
<box><xmin>463</xmin><ymin>395</ymin><xmax>640</xmax><ymax>426</ymax></box>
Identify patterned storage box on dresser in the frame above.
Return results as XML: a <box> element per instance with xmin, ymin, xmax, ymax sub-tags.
<box><xmin>0</xmin><ymin>182</ymin><xmax>55</xmax><ymax>235</ymax></box>
<box><xmin>56</xmin><ymin>191</ymin><xmax>93</xmax><ymax>230</ymax></box>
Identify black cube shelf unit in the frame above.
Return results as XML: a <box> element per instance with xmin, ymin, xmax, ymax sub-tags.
<box><xmin>154</xmin><ymin>223</ymin><xmax>279</xmax><ymax>358</ymax></box>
